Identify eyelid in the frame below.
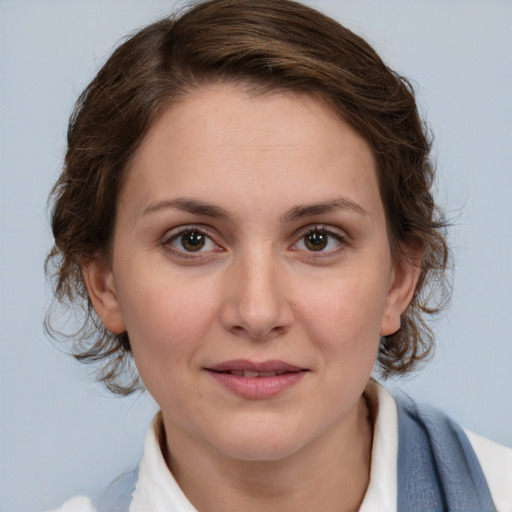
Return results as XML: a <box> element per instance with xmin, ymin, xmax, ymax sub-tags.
<box><xmin>295</xmin><ymin>224</ymin><xmax>347</xmax><ymax>239</ymax></box>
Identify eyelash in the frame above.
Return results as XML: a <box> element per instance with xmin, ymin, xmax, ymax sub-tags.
<box><xmin>292</xmin><ymin>225</ymin><xmax>348</xmax><ymax>255</ymax></box>
<box><xmin>161</xmin><ymin>224</ymin><xmax>348</xmax><ymax>259</ymax></box>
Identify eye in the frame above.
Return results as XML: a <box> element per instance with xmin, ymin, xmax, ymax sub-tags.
<box><xmin>163</xmin><ymin>227</ymin><xmax>220</xmax><ymax>255</ymax></box>
<box><xmin>293</xmin><ymin>226</ymin><xmax>345</xmax><ymax>253</ymax></box>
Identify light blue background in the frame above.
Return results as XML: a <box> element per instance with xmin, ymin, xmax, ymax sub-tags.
<box><xmin>1</xmin><ymin>1</ymin><xmax>511</xmax><ymax>510</ymax></box>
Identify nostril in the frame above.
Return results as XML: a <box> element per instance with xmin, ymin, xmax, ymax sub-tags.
<box><xmin>228</xmin><ymin>323</ymin><xmax>288</xmax><ymax>341</ymax></box>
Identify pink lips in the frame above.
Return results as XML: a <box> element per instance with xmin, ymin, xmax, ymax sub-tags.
<box><xmin>205</xmin><ymin>359</ymin><xmax>307</xmax><ymax>399</ymax></box>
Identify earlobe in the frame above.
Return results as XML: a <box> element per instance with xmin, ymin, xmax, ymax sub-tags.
<box><xmin>82</xmin><ymin>260</ymin><xmax>126</xmax><ymax>334</ymax></box>
<box><xmin>380</xmin><ymin>254</ymin><xmax>422</xmax><ymax>336</ymax></box>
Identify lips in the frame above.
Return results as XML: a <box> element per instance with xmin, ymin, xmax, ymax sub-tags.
<box><xmin>207</xmin><ymin>359</ymin><xmax>304</xmax><ymax>374</ymax></box>
<box><xmin>217</xmin><ymin>369</ymin><xmax>290</xmax><ymax>378</ymax></box>
<box><xmin>205</xmin><ymin>360</ymin><xmax>307</xmax><ymax>398</ymax></box>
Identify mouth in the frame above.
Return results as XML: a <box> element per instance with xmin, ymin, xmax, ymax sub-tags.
<box><xmin>206</xmin><ymin>359</ymin><xmax>306</xmax><ymax>375</ymax></box>
<box><xmin>210</xmin><ymin>369</ymin><xmax>296</xmax><ymax>378</ymax></box>
<box><xmin>204</xmin><ymin>360</ymin><xmax>308</xmax><ymax>398</ymax></box>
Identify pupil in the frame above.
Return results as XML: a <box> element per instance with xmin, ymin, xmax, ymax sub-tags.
<box><xmin>181</xmin><ymin>231</ymin><xmax>205</xmax><ymax>251</ymax></box>
<box><xmin>305</xmin><ymin>231</ymin><xmax>327</xmax><ymax>251</ymax></box>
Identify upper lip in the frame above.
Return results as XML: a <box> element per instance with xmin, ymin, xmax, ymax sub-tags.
<box><xmin>206</xmin><ymin>359</ymin><xmax>305</xmax><ymax>373</ymax></box>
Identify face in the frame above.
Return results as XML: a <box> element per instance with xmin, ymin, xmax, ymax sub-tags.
<box><xmin>85</xmin><ymin>84</ymin><xmax>418</xmax><ymax>463</ymax></box>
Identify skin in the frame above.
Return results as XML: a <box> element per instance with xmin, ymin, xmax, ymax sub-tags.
<box><xmin>84</xmin><ymin>84</ymin><xmax>420</xmax><ymax>511</ymax></box>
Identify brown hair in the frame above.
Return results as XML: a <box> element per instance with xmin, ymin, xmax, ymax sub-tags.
<box><xmin>46</xmin><ymin>0</ymin><xmax>449</xmax><ymax>394</ymax></box>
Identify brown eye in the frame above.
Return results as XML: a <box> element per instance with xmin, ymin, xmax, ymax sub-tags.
<box><xmin>304</xmin><ymin>231</ymin><xmax>328</xmax><ymax>251</ymax></box>
<box><xmin>293</xmin><ymin>227</ymin><xmax>345</xmax><ymax>254</ymax></box>
<box><xmin>180</xmin><ymin>231</ymin><xmax>206</xmax><ymax>252</ymax></box>
<box><xmin>164</xmin><ymin>227</ymin><xmax>221</xmax><ymax>258</ymax></box>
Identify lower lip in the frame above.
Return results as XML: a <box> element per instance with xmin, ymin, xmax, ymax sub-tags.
<box><xmin>206</xmin><ymin>370</ymin><xmax>306</xmax><ymax>399</ymax></box>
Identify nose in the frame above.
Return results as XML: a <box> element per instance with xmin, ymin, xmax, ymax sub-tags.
<box><xmin>220</xmin><ymin>247</ymin><xmax>293</xmax><ymax>341</ymax></box>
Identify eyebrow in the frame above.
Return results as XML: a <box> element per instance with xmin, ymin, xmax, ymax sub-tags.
<box><xmin>142</xmin><ymin>196</ymin><xmax>368</xmax><ymax>221</ymax></box>
<box><xmin>143</xmin><ymin>198</ymin><xmax>231</xmax><ymax>219</ymax></box>
<box><xmin>282</xmin><ymin>197</ymin><xmax>368</xmax><ymax>222</ymax></box>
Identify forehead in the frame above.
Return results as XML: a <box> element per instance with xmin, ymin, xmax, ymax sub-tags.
<box><xmin>138</xmin><ymin>85</ymin><xmax>374</xmax><ymax>162</ymax></box>
<box><xmin>121</xmin><ymin>84</ymin><xmax>381</xmax><ymax>222</ymax></box>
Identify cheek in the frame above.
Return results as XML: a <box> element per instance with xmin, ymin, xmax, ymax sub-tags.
<box><xmin>297</xmin><ymin>272</ymin><xmax>387</xmax><ymax>358</ymax></box>
<box><xmin>116</xmin><ymin>272</ymin><xmax>221</xmax><ymax>363</ymax></box>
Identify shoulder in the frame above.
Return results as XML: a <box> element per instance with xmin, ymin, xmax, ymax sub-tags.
<box><xmin>47</xmin><ymin>467</ymin><xmax>139</xmax><ymax>512</ymax></box>
<box><xmin>46</xmin><ymin>495</ymin><xmax>96</xmax><ymax>512</ymax></box>
<box><xmin>390</xmin><ymin>385</ymin><xmax>512</xmax><ymax>511</ymax></box>
<box><xmin>465</xmin><ymin>428</ymin><xmax>512</xmax><ymax>512</ymax></box>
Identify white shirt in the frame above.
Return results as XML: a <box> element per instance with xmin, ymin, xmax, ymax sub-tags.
<box><xmin>51</xmin><ymin>385</ymin><xmax>512</xmax><ymax>512</ymax></box>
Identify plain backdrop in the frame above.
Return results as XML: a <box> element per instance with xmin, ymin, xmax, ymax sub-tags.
<box><xmin>1</xmin><ymin>0</ymin><xmax>511</xmax><ymax>510</ymax></box>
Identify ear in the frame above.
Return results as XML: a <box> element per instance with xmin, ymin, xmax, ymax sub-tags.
<box><xmin>380</xmin><ymin>251</ymin><xmax>422</xmax><ymax>337</ymax></box>
<box><xmin>82</xmin><ymin>259</ymin><xmax>126</xmax><ymax>334</ymax></box>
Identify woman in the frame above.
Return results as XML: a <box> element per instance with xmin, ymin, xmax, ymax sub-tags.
<box><xmin>46</xmin><ymin>0</ymin><xmax>512</xmax><ymax>510</ymax></box>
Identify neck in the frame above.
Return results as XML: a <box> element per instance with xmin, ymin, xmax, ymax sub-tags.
<box><xmin>160</xmin><ymin>394</ymin><xmax>374</xmax><ymax>512</ymax></box>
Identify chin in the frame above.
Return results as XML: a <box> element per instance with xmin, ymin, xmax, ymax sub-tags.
<box><xmin>211</xmin><ymin>420</ymin><xmax>316</xmax><ymax>462</ymax></box>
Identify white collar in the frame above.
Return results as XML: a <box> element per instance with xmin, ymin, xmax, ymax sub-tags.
<box><xmin>358</xmin><ymin>382</ymin><xmax>397</xmax><ymax>512</ymax></box>
<box><xmin>130</xmin><ymin>382</ymin><xmax>398</xmax><ymax>512</ymax></box>
<box><xmin>130</xmin><ymin>416</ymin><xmax>198</xmax><ymax>512</ymax></box>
